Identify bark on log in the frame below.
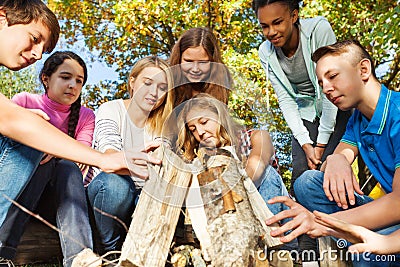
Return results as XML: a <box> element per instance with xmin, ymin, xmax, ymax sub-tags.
<box><xmin>194</xmin><ymin>147</ymin><xmax>282</xmax><ymax>267</ymax></box>
<box><xmin>120</xmin><ymin>146</ymin><xmax>283</xmax><ymax>267</ymax></box>
<box><xmin>119</xmin><ymin>146</ymin><xmax>193</xmax><ymax>267</ymax></box>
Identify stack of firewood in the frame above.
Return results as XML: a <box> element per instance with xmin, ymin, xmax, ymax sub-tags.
<box><xmin>119</xmin><ymin>146</ymin><xmax>288</xmax><ymax>267</ymax></box>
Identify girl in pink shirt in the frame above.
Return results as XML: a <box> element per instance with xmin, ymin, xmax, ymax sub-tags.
<box><xmin>12</xmin><ymin>91</ymin><xmax>94</xmax><ymax>147</ymax></box>
<box><xmin>1</xmin><ymin>51</ymin><xmax>94</xmax><ymax>266</ymax></box>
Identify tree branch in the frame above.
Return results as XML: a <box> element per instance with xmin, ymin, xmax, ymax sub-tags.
<box><xmin>384</xmin><ymin>53</ymin><xmax>400</xmax><ymax>90</ymax></box>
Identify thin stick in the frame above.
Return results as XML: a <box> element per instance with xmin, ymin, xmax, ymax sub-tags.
<box><xmin>93</xmin><ymin>207</ymin><xmax>129</xmax><ymax>233</ymax></box>
<box><xmin>2</xmin><ymin>193</ymin><xmax>86</xmax><ymax>250</ymax></box>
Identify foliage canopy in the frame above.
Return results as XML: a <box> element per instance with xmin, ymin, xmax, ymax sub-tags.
<box><xmin>4</xmin><ymin>0</ymin><xmax>397</xmax><ymax>180</ymax></box>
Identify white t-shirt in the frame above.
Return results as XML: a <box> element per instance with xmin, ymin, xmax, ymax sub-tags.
<box><xmin>86</xmin><ymin>99</ymin><xmax>154</xmax><ymax>187</ymax></box>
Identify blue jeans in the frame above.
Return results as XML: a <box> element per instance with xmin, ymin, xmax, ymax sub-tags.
<box><xmin>257</xmin><ymin>165</ymin><xmax>290</xmax><ymax>216</ymax></box>
<box><xmin>294</xmin><ymin>170</ymin><xmax>400</xmax><ymax>266</ymax></box>
<box><xmin>0</xmin><ymin>158</ymin><xmax>92</xmax><ymax>267</ymax></box>
<box><xmin>87</xmin><ymin>172</ymin><xmax>141</xmax><ymax>254</ymax></box>
<box><xmin>0</xmin><ymin>135</ymin><xmax>42</xmax><ymax>228</ymax></box>
<box><xmin>257</xmin><ymin>165</ymin><xmax>299</xmax><ymax>251</ymax></box>
<box><xmin>290</xmin><ymin>110</ymin><xmax>351</xmax><ymax>194</ymax></box>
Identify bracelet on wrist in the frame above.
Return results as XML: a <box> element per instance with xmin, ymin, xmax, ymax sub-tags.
<box><xmin>315</xmin><ymin>144</ymin><xmax>327</xmax><ymax>148</ymax></box>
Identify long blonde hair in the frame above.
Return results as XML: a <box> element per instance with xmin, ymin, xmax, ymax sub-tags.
<box><xmin>127</xmin><ymin>56</ymin><xmax>175</xmax><ymax>136</ymax></box>
<box><xmin>176</xmin><ymin>93</ymin><xmax>243</xmax><ymax>161</ymax></box>
<box><xmin>169</xmin><ymin>27</ymin><xmax>232</xmax><ymax>106</ymax></box>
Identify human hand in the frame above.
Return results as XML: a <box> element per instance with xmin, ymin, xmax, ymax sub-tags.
<box><xmin>314</xmin><ymin>144</ymin><xmax>326</xmax><ymax>165</ymax></box>
<box><xmin>323</xmin><ymin>154</ymin><xmax>363</xmax><ymax>209</ymax></box>
<box><xmin>314</xmin><ymin>211</ymin><xmax>395</xmax><ymax>254</ymax></box>
<box><xmin>302</xmin><ymin>143</ymin><xmax>321</xmax><ymax>170</ymax></box>
<box><xmin>265</xmin><ymin>196</ymin><xmax>327</xmax><ymax>242</ymax></box>
<box><xmin>40</xmin><ymin>153</ymin><xmax>54</xmax><ymax>165</ymax></box>
<box><xmin>127</xmin><ymin>141</ymin><xmax>163</xmax><ymax>178</ymax></box>
<box><xmin>314</xmin><ymin>210</ymin><xmax>363</xmax><ymax>244</ymax></box>
<box><xmin>27</xmin><ymin>108</ymin><xmax>50</xmax><ymax>121</ymax></box>
<box><xmin>144</xmin><ymin>140</ymin><xmax>163</xmax><ymax>154</ymax></box>
<box><xmin>99</xmin><ymin>142</ymin><xmax>162</xmax><ymax>178</ymax></box>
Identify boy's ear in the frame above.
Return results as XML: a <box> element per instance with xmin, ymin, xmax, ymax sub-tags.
<box><xmin>0</xmin><ymin>9</ymin><xmax>8</xmax><ymax>30</ymax></box>
<box><xmin>359</xmin><ymin>58</ymin><xmax>372</xmax><ymax>81</ymax></box>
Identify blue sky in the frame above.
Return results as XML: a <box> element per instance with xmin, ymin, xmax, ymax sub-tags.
<box><xmin>41</xmin><ymin>38</ymin><xmax>119</xmax><ymax>87</ymax></box>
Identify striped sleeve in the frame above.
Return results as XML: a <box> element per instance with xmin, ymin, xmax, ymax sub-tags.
<box><xmin>93</xmin><ymin>119</ymin><xmax>123</xmax><ymax>152</ymax></box>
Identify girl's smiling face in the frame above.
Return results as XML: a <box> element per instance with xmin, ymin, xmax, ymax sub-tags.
<box><xmin>42</xmin><ymin>59</ymin><xmax>84</xmax><ymax>105</ymax></box>
<box><xmin>186</xmin><ymin>108</ymin><xmax>221</xmax><ymax>148</ymax></box>
<box><xmin>130</xmin><ymin>66</ymin><xmax>168</xmax><ymax>112</ymax></box>
<box><xmin>180</xmin><ymin>46</ymin><xmax>211</xmax><ymax>83</ymax></box>
<box><xmin>256</xmin><ymin>2</ymin><xmax>298</xmax><ymax>48</ymax></box>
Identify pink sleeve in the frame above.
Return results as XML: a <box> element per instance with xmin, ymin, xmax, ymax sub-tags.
<box><xmin>75</xmin><ymin>107</ymin><xmax>95</xmax><ymax>147</ymax></box>
<box><xmin>11</xmin><ymin>92</ymin><xmax>29</xmax><ymax>107</ymax></box>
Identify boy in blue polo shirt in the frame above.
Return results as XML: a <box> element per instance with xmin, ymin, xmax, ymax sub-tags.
<box><xmin>264</xmin><ymin>39</ymin><xmax>400</xmax><ymax>266</ymax></box>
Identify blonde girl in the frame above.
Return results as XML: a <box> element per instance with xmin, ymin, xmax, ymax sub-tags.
<box><xmin>86</xmin><ymin>56</ymin><xmax>174</xmax><ymax>255</ymax></box>
<box><xmin>176</xmin><ymin>93</ymin><xmax>290</xmax><ymax>216</ymax></box>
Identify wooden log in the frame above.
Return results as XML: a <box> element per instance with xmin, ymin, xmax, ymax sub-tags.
<box><xmin>119</xmin><ymin>146</ymin><xmax>193</xmax><ymax>267</ymax></box>
<box><xmin>193</xmin><ymin>147</ymin><xmax>282</xmax><ymax>267</ymax></box>
<box><xmin>14</xmin><ymin>219</ymin><xmax>62</xmax><ymax>265</ymax></box>
<box><xmin>120</xmin><ymin>146</ymin><xmax>284</xmax><ymax>267</ymax></box>
<box><xmin>71</xmin><ymin>248</ymin><xmax>102</xmax><ymax>267</ymax></box>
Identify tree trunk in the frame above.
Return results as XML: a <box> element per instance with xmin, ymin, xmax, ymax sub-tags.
<box><xmin>120</xmin><ymin>146</ymin><xmax>283</xmax><ymax>267</ymax></box>
<box><xmin>193</xmin><ymin>147</ymin><xmax>282</xmax><ymax>266</ymax></box>
<box><xmin>119</xmin><ymin>146</ymin><xmax>193</xmax><ymax>267</ymax></box>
